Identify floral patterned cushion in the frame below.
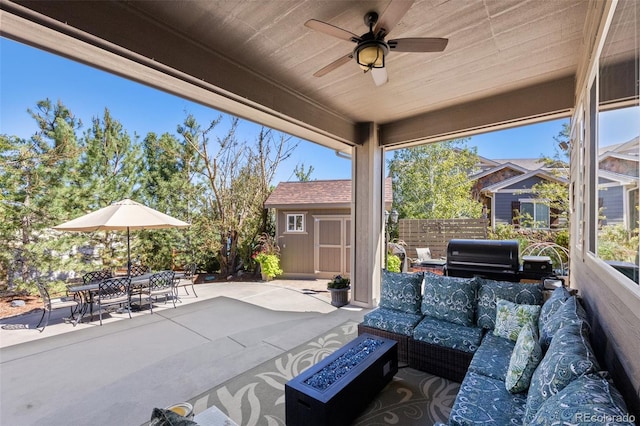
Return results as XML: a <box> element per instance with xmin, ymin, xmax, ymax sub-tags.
<box><xmin>493</xmin><ymin>299</ymin><xmax>541</xmax><ymax>341</ymax></box>
<box><xmin>538</xmin><ymin>286</ymin><xmax>571</xmax><ymax>331</ymax></box>
<box><xmin>362</xmin><ymin>307</ymin><xmax>423</xmax><ymax>337</ymax></box>
<box><xmin>529</xmin><ymin>373</ymin><xmax>634</xmax><ymax>425</ymax></box>
<box><xmin>539</xmin><ymin>295</ymin><xmax>589</xmax><ymax>349</ymax></box>
<box><xmin>379</xmin><ymin>270</ymin><xmax>424</xmax><ymax>315</ymax></box>
<box><xmin>523</xmin><ymin>321</ymin><xmax>600</xmax><ymax>423</ymax></box>
<box><xmin>468</xmin><ymin>332</ymin><xmax>515</xmax><ymax>381</ymax></box>
<box><xmin>505</xmin><ymin>322</ymin><xmax>542</xmax><ymax>393</ymax></box>
<box><xmin>475</xmin><ymin>278</ymin><xmax>543</xmax><ymax>330</ymax></box>
<box><xmin>421</xmin><ymin>273</ymin><xmax>477</xmax><ymax>326</ymax></box>
<box><xmin>413</xmin><ymin>316</ymin><xmax>484</xmax><ymax>353</ymax></box>
<box><xmin>449</xmin><ymin>370</ymin><xmax>528</xmax><ymax>426</ymax></box>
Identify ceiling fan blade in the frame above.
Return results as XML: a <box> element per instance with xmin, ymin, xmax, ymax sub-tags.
<box><xmin>371</xmin><ymin>67</ymin><xmax>388</xmax><ymax>86</ymax></box>
<box><xmin>374</xmin><ymin>0</ymin><xmax>415</xmax><ymax>36</ymax></box>
<box><xmin>313</xmin><ymin>53</ymin><xmax>354</xmax><ymax>77</ymax></box>
<box><xmin>305</xmin><ymin>19</ymin><xmax>361</xmax><ymax>42</ymax></box>
<box><xmin>388</xmin><ymin>37</ymin><xmax>448</xmax><ymax>52</ymax></box>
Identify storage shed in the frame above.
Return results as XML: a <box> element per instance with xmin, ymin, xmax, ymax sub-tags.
<box><xmin>265</xmin><ymin>179</ymin><xmax>393</xmax><ymax>279</ymax></box>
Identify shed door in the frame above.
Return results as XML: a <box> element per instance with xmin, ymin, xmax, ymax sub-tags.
<box><xmin>315</xmin><ymin>216</ymin><xmax>350</xmax><ymax>277</ymax></box>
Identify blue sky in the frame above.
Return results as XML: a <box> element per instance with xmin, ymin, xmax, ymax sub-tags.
<box><xmin>1</xmin><ymin>38</ymin><xmax>636</xmax><ymax>183</ymax></box>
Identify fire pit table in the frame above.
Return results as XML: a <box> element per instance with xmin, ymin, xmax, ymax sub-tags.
<box><xmin>285</xmin><ymin>333</ymin><xmax>398</xmax><ymax>426</ymax></box>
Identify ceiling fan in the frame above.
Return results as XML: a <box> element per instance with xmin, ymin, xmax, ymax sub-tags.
<box><xmin>305</xmin><ymin>0</ymin><xmax>448</xmax><ymax>86</ymax></box>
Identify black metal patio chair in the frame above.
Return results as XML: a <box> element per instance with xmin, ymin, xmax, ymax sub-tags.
<box><xmin>93</xmin><ymin>276</ymin><xmax>132</xmax><ymax>325</ymax></box>
<box><xmin>65</xmin><ymin>269</ymin><xmax>113</xmax><ymax>302</ymax></box>
<box><xmin>35</xmin><ymin>281</ymin><xmax>80</xmax><ymax>332</ymax></box>
<box><xmin>138</xmin><ymin>270</ymin><xmax>176</xmax><ymax>314</ymax></box>
<box><xmin>82</xmin><ymin>269</ymin><xmax>113</xmax><ymax>285</ymax></box>
<box><xmin>130</xmin><ymin>264</ymin><xmax>150</xmax><ymax>277</ymax></box>
<box><xmin>174</xmin><ymin>264</ymin><xmax>198</xmax><ymax>300</ymax></box>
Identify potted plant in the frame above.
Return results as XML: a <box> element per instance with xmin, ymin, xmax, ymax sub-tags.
<box><xmin>387</xmin><ymin>254</ymin><xmax>401</xmax><ymax>272</ymax></box>
<box><xmin>252</xmin><ymin>233</ymin><xmax>283</xmax><ymax>280</ymax></box>
<box><xmin>327</xmin><ymin>275</ymin><xmax>350</xmax><ymax>307</ymax></box>
<box><xmin>254</xmin><ymin>252</ymin><xmax>283</xmax><ymax>280</ymax></box>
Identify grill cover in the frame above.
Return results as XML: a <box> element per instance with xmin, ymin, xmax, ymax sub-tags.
<box><xmin>446</xmin><ymin>239</ymin><xmax>520</xmax><ymax>282</ymax></box>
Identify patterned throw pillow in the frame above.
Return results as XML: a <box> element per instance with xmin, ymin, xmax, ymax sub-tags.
<box><xmin>421</xmin><ymin>273</ymin><xmax>477</xmax><ymax>326</ymax></box>
<box><xmin>523</xmin><ymin>321</ymin><xmax>600</xmax><ymax>423</ymax></box>
<box><xmin>529</xmin><ymin>373</ymin><xmax>634</xmax><ymax>425</ymax></box>
<box><xmin>379</xmin><ymin>270</ymin><xmax>424</xmax><ymax>314</ymax></box>
<box><xmin>493</xmin><ymin>299</ymin><xmax>541</xmax><ymax>341</ymax></box>
<box><xmin>505</xmin><ymin>322</ymin><xmax>542</xmax><ymax>393</ymax></box>
<box><xmin>538</xmin><ymin>286</ymin><xmax>571</xmax><ymax>331</ymax></box>
<box><xmin>539</xmin><ymin>296</ymin><xmax>589</xmax><ymax>349</ymax></box>
<box><xmin>476</xmin><ymin>278</ymin><xmax>543</xmax><ymax>329</ymax></box>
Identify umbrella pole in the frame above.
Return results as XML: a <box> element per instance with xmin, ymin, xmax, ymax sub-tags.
<box><xmin>127</xmin><ymin>227</ymin><xmax>131</xmax><ymax>276</ymax></box>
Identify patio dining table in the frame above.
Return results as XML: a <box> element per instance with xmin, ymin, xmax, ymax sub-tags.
<box><xmin>67</xmin><ymin>272</ymin><xmax>184</xmax><ymax>322</ymax></box>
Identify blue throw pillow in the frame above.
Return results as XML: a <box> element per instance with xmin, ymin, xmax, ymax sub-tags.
<box><xmin>476</xmin><ymin>278</ymin><xmax>543</xmax><ymax>329</ymax></box>
<box><xmin>379</xmin><ymin>270</ymin><xmax>423</xmax><ymax>314</ymax></box>
<box><xmin>529</xmin><ymin>373</ymin><xmax>634</xmax><ymax>425</ymax></box>
<box><xmin>539</xmin><ymin>296</ymin><xmax>589</xmax><ymax>349</ymax></box>
<box><xmin>421</xmin><ymin>273</ymin><xmax>477</xmax><ymax>326</ymax></box>
<box><xmin>523</xmin><ymin>321</ymin><xmax>600</xmax><ymax>422</ymax></box>
<box><xmin>538</xmin><ymin>286</ymin><xmax>571</xmax><ymax>331</ymax></box>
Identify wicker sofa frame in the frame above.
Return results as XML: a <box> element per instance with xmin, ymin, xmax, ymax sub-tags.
<box><xmin>357</xmin><ymin>324</ymin><xmax>409</xmax><ymax>365</ymax></box>
<box><xmin>408</xmin><ymin>338</ymin><xmax>473</xmax><ymax>383</ymax></box>
<box><xmin>358</xmin><ymin>324</ymin><xmax>473</xmax><ymax>382</ymax></box>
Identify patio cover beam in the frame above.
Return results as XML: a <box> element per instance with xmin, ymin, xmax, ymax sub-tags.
<box><xmin>379</xmin><ymin>75</ymin><xmax>575</xmax><ymax>147</ymax></box>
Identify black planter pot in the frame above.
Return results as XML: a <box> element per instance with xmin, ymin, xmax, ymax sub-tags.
<box><xmin>328</xmin><ymin>287</ymin><xmax>350</xmax><ymax>307</ymax></box>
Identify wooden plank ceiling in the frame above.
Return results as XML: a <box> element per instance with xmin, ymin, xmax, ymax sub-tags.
<box><xmin>2</xmin><ymin>0</ymin><xmax>588</xmax><ymax>149</ymax></box>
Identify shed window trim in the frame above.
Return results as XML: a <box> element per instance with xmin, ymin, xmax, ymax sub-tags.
<box><xmin>286</xmin><ymin>213</ymin><xmax>305</xmax><ymax>233</ymax></box>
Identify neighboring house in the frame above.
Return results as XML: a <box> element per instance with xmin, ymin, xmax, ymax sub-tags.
<box><xmin>470</xmin><ymin>157</ymin><xmax>569</xmax><ymax>230</ymax></box>
<box><xmin>264</xmin><ymin>178</ymin><xmax>392</xmax><ymax>279</ymax></box>
<box><xmin>598</xmin><ymin>137</ymin><xmax>639</xmax><ymax>230</ymax></box>
<box><xmin>471</xmin><ymin>138</ymin><xmax>639</xmax><ymax>231</ymax></box>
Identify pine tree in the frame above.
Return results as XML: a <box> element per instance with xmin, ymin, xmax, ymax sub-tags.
<box><xmin>75</xmin><ymin>108</ymin><xmax>143</xmax><ymax>269</ymax></box>
<box><xmin>0</xmin><ymin>100</ymin><xmax>83</xmax><ymax>289</ymax></box>
<box><xmin>138</xmin><ymin>131</ymin><xmax>204</xmax><ymax>270</ymax></box>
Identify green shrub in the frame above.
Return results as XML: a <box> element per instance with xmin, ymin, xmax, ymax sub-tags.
<box><xmin>327</xmin><ymin>275</ymin><xmax>350</xmax><ymax>289</ymax></box>
<box><xmin>554</xmin><ymin>229</ymin><xmax>570</xmax><ymax>249</ymax></box>
<box><xmin>387</xmin><ymin>255</ymin><xmax>401</xmax><ymax>273</ymax></box>
<box><xmin>254</xmin><ymin>253</ymin><xmax>283</xmax><ymax>279</ymax></box>
<box><xmin>598</xmin><ymin>225</ymin><xmax>639</xmax><ymax>263</ymax></box>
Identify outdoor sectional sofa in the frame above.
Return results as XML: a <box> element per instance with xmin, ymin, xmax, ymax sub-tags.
<box><xmin>358</xmin><ymin>270</ymin><xmax>634</xmax><ymax>424</ymax></box>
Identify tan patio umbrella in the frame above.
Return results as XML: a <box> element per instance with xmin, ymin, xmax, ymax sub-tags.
<box><xmin>53</xmin><ymin>199</ymin><xmax>190</xmax><ymax>275</ymax></box>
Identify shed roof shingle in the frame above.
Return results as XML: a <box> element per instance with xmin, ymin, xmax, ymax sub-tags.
<box><xmin>265</xmin><ymin>178</ymin><xmax>392</xmax><ymax>209</ymax></box>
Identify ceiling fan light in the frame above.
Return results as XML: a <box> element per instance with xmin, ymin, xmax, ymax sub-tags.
<box><xmin>355</xmin><ymin>41</ymin><xmax>387</xmax><ymax>71</ymax></box>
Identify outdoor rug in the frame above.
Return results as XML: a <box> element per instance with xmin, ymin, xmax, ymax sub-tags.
<box><xmin>189</xmin><ymin>321</ymin><xmax>460</xmax><ymax>425</ymax></box>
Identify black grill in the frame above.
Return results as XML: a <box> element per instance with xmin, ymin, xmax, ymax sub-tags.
<box><xmin>446</xmin><ymin>239</ymin><xmax>520</xmax><ymax>282</ymax></box>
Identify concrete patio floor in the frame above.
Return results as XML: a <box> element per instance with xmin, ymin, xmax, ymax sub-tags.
<box><xmin>0</xmin><ymin>279</ymin><xmax>368</xmax><ymax>425</ymax></box>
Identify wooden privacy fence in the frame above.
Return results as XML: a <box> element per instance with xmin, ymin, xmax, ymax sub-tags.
<box><xmin>398</xmin><ymin>218</ymin><xmax>489</xmax><ymax>259</ymax></box>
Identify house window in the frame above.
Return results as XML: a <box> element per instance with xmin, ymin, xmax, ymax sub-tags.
<box><xmin>520</xmin><ymin>200</ymin><xmax>550</xmax><ymax>229</ymax></box>
<box><xmin>286</xmin><ymin>213</ymin><xmax>305</xmax><ymax>232</ymax></box>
